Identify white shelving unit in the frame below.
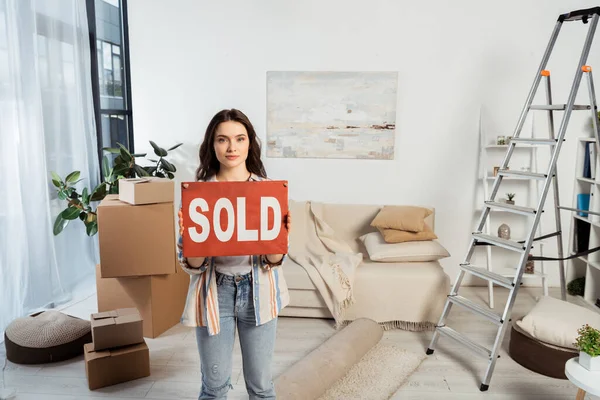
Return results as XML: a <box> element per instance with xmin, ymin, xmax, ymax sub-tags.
<box><xmin>566</xmin><ymin>137</ymin><xmax>600</xmax><ymax>312</ymax></box>
<box><xmin>476</xmin><ymin>123</ymin><xmax>549</xmax><ymax>309</ymax></box>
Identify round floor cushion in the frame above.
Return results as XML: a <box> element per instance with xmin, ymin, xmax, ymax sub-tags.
<box><xmin>508</xmin><ymin>317</ymin><xmax>577</xmax><ymax>379</ymax></box>
<box><xmin>4</xmin><ymin>311</ymin><xmax>92</xmax><ymax>364</ymax></box>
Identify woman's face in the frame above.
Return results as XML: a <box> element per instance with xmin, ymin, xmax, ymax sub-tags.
<box><xmin>213</xmin><ymin>121</ymin><xmax>250</xmax><ymax>170</ymax></box>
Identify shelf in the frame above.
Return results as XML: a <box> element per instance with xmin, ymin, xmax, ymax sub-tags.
<box><xmin>486</xmin><ymin>176</ymin><xmax>536</xmax><ymax>181</ymax></box>
<box><xmin>573</xmin><ymin>214</ymin><xmax>600</xmax><ymax>229</ymax></box>
<box><xmin>578</xmin><ymin>137</ymin><xmax>597</xmax><ymax>143</ymax></box>
<box><xmin>485</xmin><ymin>145</ymin><xmax>538</xmax><ymax>149</ymax></box>
<box><xmin>576</xmin><ymin>255</ymin><xmax>600</xmax><ymax>272</ymax></box>
<box><xmin>494</xmin><ymin>266</ymin><xmax>546</xmax><ymax>279</ymax></box>
<box><xmin>576</xmin><ymin>176</ymin><xmax>597</xmax><ymax>184</ymax></box>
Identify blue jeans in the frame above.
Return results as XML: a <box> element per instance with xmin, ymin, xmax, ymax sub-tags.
<box><xmin>196</xmin><ymin>272</ymin><xmax>277</xmax><ymax>399</ymax></box>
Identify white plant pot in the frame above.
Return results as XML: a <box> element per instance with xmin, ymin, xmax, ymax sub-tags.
<box><xmin>579</xmin><ymin>351</ymin><xmax>600</xmax><ymax>371</ymax></box>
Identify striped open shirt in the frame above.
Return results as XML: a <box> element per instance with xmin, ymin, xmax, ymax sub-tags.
<box><xmin>177</xmin><ymin>174</ymin><xmax>290</xmax><ymax>336</ymax></box>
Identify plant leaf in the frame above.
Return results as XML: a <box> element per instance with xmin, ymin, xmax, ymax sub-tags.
<box><xmin>102</xmin><ymin>147</ymin><xmax>120</xmax><ymax>154</ymax></box>
<box><xmin>58</xmin><ymin>191</ymin><xmax>67</xmax><ymax>200</ymax></box>
<box><xmin>119</xmin><ymin>147</ymin><xmax>132</xmax><ymax>162</ymax></box>
<box><xmin>147</xmin><ymin>159</ymin><xmax>158</xmax><ymax>163</ymax></box>
<box><xmin>132</xmin><ymin>153</ymin><xmax>147</xmax><ymax>157</ymax></box>
<box><xmin>112</xmin><ymin>164</ymin><xmax>129</xmax><ymax>177</ymax></box>
<box><xmin>134</xmin><ymin>164</ymin><xmax>150</xmax><ymax>177</ymax></box>
<box><xmin>102</xmin><ymin>156</ymin><xmax>110</xmax><ymax>178</ymax></box>
<box><xmin>155</xmin><ymin>171</ymin><xmax>165</xmax><ymax>178</ymax></box>
<box><xmin>62</xmin><ymin>206</ymin><xmax>81</xmax><ymax>220</ymax></box>
<box><xmin>168</xmin><ymin>143</ymin><xmax>183</xmax><ymax>151</ymax></box>
<box><xmin>53</xmin><ymin>215</ymin><xmax>69</xmax><ymax>235</ymax></box>
<box><xmin>90</xmin><ymin>183</ymin><xmax>107</xmax><ymax>202</ymax></box>
<box><xmin>65</xmin><ymin>171</ymin><xmax>81</xmax><ymax>184</ymax></box>
<box><xmin>52</xmin><ymin>179</ymin><xmax>61</xmax><ymax>188</ymax></box>
<box><xmin>167</xmin><ymin>172</ymin><xmax>175</xmax><ymax>179</ymax></box>
<box><xmin>114</xmin><ymin>155</ymin><xmax>124</xmax><ymax>165</ymax></box>
<box><xmin>79</xmin><ymin>211</ymin><xmax>87</xmax><ymax>221</ymax></box>
<box><xmin>146</xmin><ymin>166</ymin><xmax>157</xmax><ymax>175</ymax></box>
<box><xmin>82</xmin><ymin>187</ymin><xmax>90</xmax><ymax>205</ymax></box>
<box><xmin>86</xmin><ymin>221</ymin><xmax>98</xmax><ymax>236</ymax></box>
<box><xmin>150</xmin><ymin>141</ymin><xmax>168</xmax><ymax>157</ymax></box>
<box><xmin>51</xmin><ymin>171</ymin><xmax>63</xmax><ymax>183</ymax></box>
<box><xmin>160</xmin><ymin>159</ymin><xmax>176</xmax><ymax>173</ymax></box>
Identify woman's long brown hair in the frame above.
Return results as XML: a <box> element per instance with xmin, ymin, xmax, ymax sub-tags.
<box><xmin>196</xmin><ymin>109</ymin><xmax>267</xmax><ymax>181</ymax></box>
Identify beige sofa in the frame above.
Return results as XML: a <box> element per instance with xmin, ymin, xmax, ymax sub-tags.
<box><xmin>279</xmin><ymin>201</ymin><xmax>450</xmax><ymax>331</ymax></box>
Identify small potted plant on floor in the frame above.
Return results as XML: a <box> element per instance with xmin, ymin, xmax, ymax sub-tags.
<box><xmin>506</xmin><ymin>193</ymin><xmax>515</xmax><ymax>205</ymax></box>
<box><xmin>574</xmin><ymin>324</ymin><xmax>600</xmax><ymax>371</ymax></box>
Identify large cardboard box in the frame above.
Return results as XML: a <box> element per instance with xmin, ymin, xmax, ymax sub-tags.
<box><xmin>91</xmin><ymin>308</ymin><xmax>144</xmax><ymax>351</ymax></box>
<box><xmin>84</xmin><ymin>341</ymin><xmax>150</xmax><ymax>390</ymax></box>
<box><xmin>97</xmin><ymin>195</ymin><xmax>176</xmax><ymax>278</ymax></box>
<box><xmin>95</xmin><ymin>264</ymin><xmax>189</xmax><ymax>338</ymax></box>
<box><xmin>118</xmin><ymin>177</ymin><xmax>174</xmax><ymax>205</ymax></box>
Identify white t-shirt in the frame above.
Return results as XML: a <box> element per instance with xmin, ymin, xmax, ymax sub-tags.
<box><xmin>215</xmin><ymin>255</ymin><xmax>252</xmax><ymax>276</ymax></box>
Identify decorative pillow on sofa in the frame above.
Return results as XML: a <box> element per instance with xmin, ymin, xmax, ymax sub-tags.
<box><xmin>515</xmin><ymin>295</ymin><xmax>600</xmax><ymax>350</ymax></box>
<box><xmin>359</xmin><ymin>232</ymin><xmax>450</xmax><ymax>262</ymax></box>
<box><xmin>370</xmin><ymin>205</ymin><xmax>432</xmax><ymax>233</ymax></box>
<box><xmin>378</xmin><ymin>224</ymin><xmax>438</xmax><ymax>243</ymax></box>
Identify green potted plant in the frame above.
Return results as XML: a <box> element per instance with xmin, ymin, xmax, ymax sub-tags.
<box><xmin>506</xmin><ymin>193</ymin><xmax>515</xmax><ymax>205</ymax></box>
<box><xmin>574</xmin><ymin>324</ymin><xmax>600</xmax><ymax>371</ymax></box>
<box><xmin>51</xmin><ymin>140</ymin><xmax>182</xmax><ymax>236</ymax></box>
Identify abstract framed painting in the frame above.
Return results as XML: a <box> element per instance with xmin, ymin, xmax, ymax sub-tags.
<box><xmin>266</xmin><ymin>71</ymin><xmax>398</xmax><ymax>160</ymax></box>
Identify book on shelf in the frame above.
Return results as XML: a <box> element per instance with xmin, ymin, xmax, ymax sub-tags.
<box><xmin>574</xmin><ymin>219</ymin><xmax>591</xmax><ymax>253</ymax></box>
<box><xmin>583</xmin><ymin>142</ymin><xmax>596</xmax><ymax>179</ymax></box>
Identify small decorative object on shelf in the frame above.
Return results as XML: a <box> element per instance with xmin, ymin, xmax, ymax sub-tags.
<box><xmin>496</xmin><ymin>136</ymin><xmax>506</xmax><ymax>145</ymax></box>
<box><xmin>498</xmin><ymin>223</ymin><xmax>511</xmax><ymax>240</ymax></box>
<box><xmin>574</xmin><ymin>324</ymin><xmax>600</xmax><ymax>371</ymax></box>
<box><xmin>493</xmin><ymin>166</ymin><xmax>500</xmax><ymax>176</ymax></box>
<box><xmin>506</xmin><ymin>193</ymin><xmax>515</xmax><ymax>205</ymax></box>
<box><xmin>567</xmin><ymin>277</ymin><xmax>586</xmax><ymax>296</ymax></box>
<box><xmin>507</xmin><ymin>136</ymin><xmax>513</xmax><ymax>144</ymax></box>
<box><xmin>525</xmin><ymin>255</ymin><xmax>535</xmax><ymax>274</ymax></box>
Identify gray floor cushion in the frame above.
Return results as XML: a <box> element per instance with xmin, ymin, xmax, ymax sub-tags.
<box><xmin>4</xmin><ymin>311</ymin><xmax>91</xmax><ymax>364</ymax></box>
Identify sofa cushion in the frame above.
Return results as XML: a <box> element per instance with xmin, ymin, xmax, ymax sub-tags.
<box><xmin>359</xmin><ymin>232</ymin><xmax>450</xmax><ymax>262</ymax></box>
<box><xmin>516</xmin><ymin>295</ymin><xmax>600</xmax><ymax>349</ymax></box>
<box><xmin>378</xmin><ymin>224</ymin><xmax>438</xmax><ymax>243</ymax></box>
<box><xmin>370</xmin><ymin>206</ymin><xmax>432</xmax><ymax>232</ymax></box>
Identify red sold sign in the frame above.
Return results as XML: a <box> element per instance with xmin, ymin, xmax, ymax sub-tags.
<box><xmin>181</xmin><ymin>180</ymin><xmax>288</xmax><ymax>257</ymax></box>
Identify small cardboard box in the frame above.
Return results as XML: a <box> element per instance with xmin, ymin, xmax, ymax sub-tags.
<box><xmin>97</xmin><ymin>195</ymin><xmax>176</xmax><ymax>278</ymax></box>
<box><xmin>95</xmin><ymin>264</ymin><xmax>189</xmax><ymax>338</ymax></box>
<box><xmin>118</xmin><ymin>177</ymin><xmax>174</xmax><ymax>205</ymax></box>
<box><xmin>91</xmin><ymin>308</ymin><xmax>144</xmax><ymax>351</ymax></box>
<box><xmin>84</xmin><ymin>341</ymin><xmax>150</xmax><ymax>390</ymax></box>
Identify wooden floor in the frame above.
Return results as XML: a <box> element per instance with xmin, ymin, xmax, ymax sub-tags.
<box><xmin>1</xmin><ymin>286</ymin><xmax>598</xmax><ymax>399</ymax></box>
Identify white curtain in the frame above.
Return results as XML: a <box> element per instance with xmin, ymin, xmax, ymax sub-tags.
<box><xmin>0</xmin><ymin>0</ymin><xmax>100</xmax><ymax>338</ymax></box>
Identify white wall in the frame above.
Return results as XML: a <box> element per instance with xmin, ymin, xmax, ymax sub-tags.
<box><xmin>127</xmin><ymin>0</ymin><xmax>600</xmax><ymax>287</ymax></box>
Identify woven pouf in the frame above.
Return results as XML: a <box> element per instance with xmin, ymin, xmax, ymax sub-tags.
<box><xmin>4</xmin><ymin>311</ymin><xmax>91</xmax><ymax>364</ymax></box>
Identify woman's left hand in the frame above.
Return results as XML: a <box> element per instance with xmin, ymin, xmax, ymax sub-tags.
<box><xmin>285</xmin><ymin>210</ymin><xmax>291</xmax><ymax>232</ymax></box>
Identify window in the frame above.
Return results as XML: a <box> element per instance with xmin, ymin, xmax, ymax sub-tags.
<box><xmin>86</xmin><ymin>0</ymin><xmax>134</xmax><ymax>163</ymax></box>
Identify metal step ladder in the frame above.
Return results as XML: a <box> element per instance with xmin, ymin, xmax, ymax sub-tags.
<box><xmin>426</xmin><ymin>7</ymin><xmax>600</xmax><ymax>391</ymax></box>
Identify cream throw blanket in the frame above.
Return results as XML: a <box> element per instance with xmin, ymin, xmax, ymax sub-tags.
<box><xmin>288</xmin><ymin>201</ymin><xmax>363</xmax><ymax>325</ymax></box>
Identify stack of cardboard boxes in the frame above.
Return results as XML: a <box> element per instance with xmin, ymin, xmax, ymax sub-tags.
<box><xmin>84</xmin><ymin>308</ymin><xmax>150</xmax><ymax>390</ymax></box>
<box><xmin>95</xmin><ymin>177</ymin><xmax>189</xmax><ymax>338</ymax></box>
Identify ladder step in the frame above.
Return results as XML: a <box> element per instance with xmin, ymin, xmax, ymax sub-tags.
<box><xmin>529</xmin><ymin>104</ymin><xmax>591</xmax><ymax>111</ymax></box>
<box><xmin>461</xmin><ymin>263</ymin><xmax>515</xmax><ymax>289</ymax></box>
<box><xmin>472</xmin><ymin>232</ymin><xmax>526</xmax><ymax>253</ymax></box>
<box><xmin>485</xmin><ymin>201</ymin><xmax>537</xmax><ymax>216</ymax></box>
<box><xmin>437</xmin><ymin>326</ymin><xmax>492</xmax><ymax>359</ymax></box>
<box><xmin>498</xmin><ymin>169</ymin><xmax>547</xmax><ymax>180</ymax></box>
<box><xmin>509</xmin><ymin>138</ymin><xmax>558</xmax><ymax>145</ymax></box>
<box><xmin>448</xmin><ymin>295</ymin><xmax>504</xmax><ymax>325</ymax></box>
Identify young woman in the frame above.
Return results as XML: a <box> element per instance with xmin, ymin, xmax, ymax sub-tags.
<box><xmin>177</xmin><ymin>109</ymin><xmax>290</xmax><ymax>400</ymax></box>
